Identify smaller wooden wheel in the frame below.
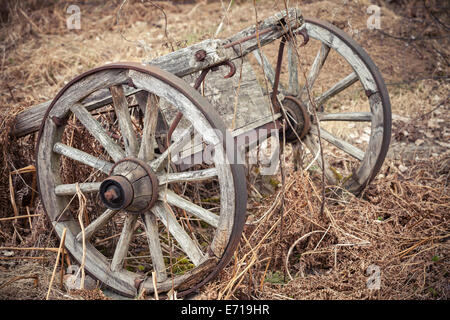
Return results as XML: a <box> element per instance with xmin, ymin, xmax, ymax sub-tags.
<box><xmin>36</xmin><ymin>63</ymin><xmax>247</xmax><ymax>297</ymax></box>
<box><xmin>251</xmin><ymin>18</ymin><xmax>392</xmax><ymax>194</ymax></box>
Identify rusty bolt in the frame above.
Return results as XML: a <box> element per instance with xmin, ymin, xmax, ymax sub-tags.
<box><xmin>104</xmin><ymin>185</ymin><xmax>120</xmax><ymax>202</ymax></box>
<box><xmin>195</xmin><ymin>49</ymin><xmax>207</xmax><ymax>62</ymax></box>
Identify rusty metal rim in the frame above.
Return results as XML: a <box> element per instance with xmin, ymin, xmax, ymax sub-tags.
<box><xmin>35</xmin><ymin>62</ymin><xmax>247</xmax><ymax>298</ymax></box>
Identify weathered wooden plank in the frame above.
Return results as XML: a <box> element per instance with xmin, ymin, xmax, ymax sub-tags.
<box><xmin>157</xmin><ymin>168</ymin><xmax>218</xmax><ymax>185</ymax></box>
<box><xmin>149</xmin><ymin>125</ymin><xmax>194</xmax><ymax>172</ymax></box>
<box><xmin>315</xmin><ymin>72</ymin><xmax>358</xmax><ymax>107</ymax></box>
<box><xmin>111</xmin><ymin>214</ymin><xmax>139</xmax><ymax>272</ymax></box>
<box><xmin>137</xmin><ymin>93</ymin><xmax>159</xmax><ymax>161</ymax></box>
<box><xmin>287</xmin><ymin>41</ymin><xmax>300</xmax><ymax>96</ymax></box>
<box><xmin>110</xmin><ymin>85</ymin><xmax>139</xmax><ymax>157</ymax></box>
<box><xmin>54</xmin><ymin>182</ymin><xmax>101</xmax><ymax>196</ymax></box>
<box><xmin>53</xmin><ymin>142</ymin><xmax>113</xmax><ymax>174</ymax></box>
<box><xmin>160</xmin><ymin>189</ymin><xmax>220</xmax><ymax>228</ymax></box>
<box><xmin>142</xmin><ymin>211</ymin><xmax>167</xmax><ymax>282</ymax></box>
<box><xmin>252</xmin><ymin>49</ymin><xmax>276</xmax><ymax>87</ymax></box>
<box><xmin>70</xmin><ymin>103</ymin><xmax>125</xmax><ymax>162</ymax></box>
<box><xmin>310</xmin><ymin>125</ymin><xmax>365</xmax><ymax>161</ymax></box>
<box><xmin>148</xmin><ymin>39</ymin><xmax>230</xmax><ymax>78</ymax></box>
<box><xmin>224</xmin><ymin>8</ymin><xmax>303</xmax><ymax>57</ymax></box>
<box><xmin>13</xmin><ymin>86</ymin><xmax>140</xmax><ymax>138</ymax></box>
<box><xmin>152</xmin><ymin>202</ymin><xmax>205</xmax><ymax>266</ymax></box>
<box><xmin>299</xmin><ymin>43</ymin><xmax>330</xmax><ymax>99</ymax></box>
<box><xmin>318</xmin><ymin>112</ymin><xmax>372</xmax><ymax>122</ymax></box>
<box><xmin>76</xmin><ymin>209</ymin><xmax>118</xmax><ymax>242</ymax></box>
<box><xmin>198</xmin><ymin>57</ymin><xmax>273</xmax><ymax>131</ymax></box>
<box><xmin>140</xmin><ymin>257</ymin><xmax>217</xmax><ymax>294</ymax></box>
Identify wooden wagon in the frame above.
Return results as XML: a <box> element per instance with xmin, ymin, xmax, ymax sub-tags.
<box><xmin>12</xmin><ymin>8</ymin><xmax>391</xmax><ymax>297</ymax></box>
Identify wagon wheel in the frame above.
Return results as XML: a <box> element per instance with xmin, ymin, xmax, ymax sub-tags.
<box><xmin>36</xmin><ymin>63</ymin><xmax>246</xmax><ymax>297</ymax></box>
<box><xmin>252</xmin><ymin>18</ymin><xmax>392</xmax><ymax>194</ymax></box>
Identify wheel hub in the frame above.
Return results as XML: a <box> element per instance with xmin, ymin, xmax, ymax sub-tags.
<box><xmin>99</xmin><ymin>158</ymin><xmax>159</xmax><ymax>213</ymax></box>
<box><xmin>281</xmin><ymin>96</ymin><xmax>311</xmax><ymax>141</ymax></box>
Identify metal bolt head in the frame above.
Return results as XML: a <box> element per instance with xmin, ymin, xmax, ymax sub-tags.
<box><xmin>195</xmin><ymin>49</ymin><xmax>207</xmax><ymax>62</ymax></box>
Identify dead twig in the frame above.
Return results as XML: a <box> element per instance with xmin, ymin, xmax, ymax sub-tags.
<box><xmin>46</xmin><ymin>227</ymin><xmax>67</xmax><ymax>300</ymax></box>
<box><xmin>0</xmin><ymin>214</ymin><xmax>42</xmax><ymax>222</ymax></box>
<box><xmin>0</xmin><ymin>274</ymin><xmax>39</xmax><ymax>290</ymax></box>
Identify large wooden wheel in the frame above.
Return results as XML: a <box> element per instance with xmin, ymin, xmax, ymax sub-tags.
<box><xmin>36</xmin><ymin>63</ymin><xmax>247</xmax><ymax>297</ymax></box>
<box><xmin>252</xmin><ymin>18</ymin><xmax>392</xmax><ymax>194</ymax></box>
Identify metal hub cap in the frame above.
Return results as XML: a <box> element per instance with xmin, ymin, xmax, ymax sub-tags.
<box><xmin>282</xmin><ymin>96</ymin><xmax>311</xmax><ymax>141</ymax></box>
<box><xmin>99</xmin><ymin>175</ymin><xmax>134</xmax><ymax>210</ymax></box>
<box><xmin>100</xmin><ymin>157</ymin><xmax>159</xmax><ymax>213</ymax></box>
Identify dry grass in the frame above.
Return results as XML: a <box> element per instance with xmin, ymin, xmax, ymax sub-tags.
<box><xmin>0</xmin><ymin>0</ymin><xmax>448</xmax><ymax>300</ymax></box>
<box><xmin>199</xmin><ymin>153</ymin><xmax>449</xmax><ymax>300</ymax></box>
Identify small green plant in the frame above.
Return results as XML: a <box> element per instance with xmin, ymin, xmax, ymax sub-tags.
<box><xmin>269</xmin><ymin>178</ymin><xmax>280</xmax><ymax>188</ymax></box>
<box><xmin>432</xmin><ymin>255</ymin><xmax>440</xmax><ymax>262</ymax></box>
<box><xmin>265</xmin><ymin>270</ymin><xmax>286</xmax><ymax>284</ymax></box>
<box><xmin>428</xmin><ymin>287</ymin><xmax>438</xmax><ymax>297</ymax></box>
<box><xmin>171</xmin><ymin>257</ymin><xmax>195</xmax><ymax>275</ymax></box>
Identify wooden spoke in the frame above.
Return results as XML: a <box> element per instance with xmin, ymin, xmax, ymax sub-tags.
<box><xmin>53</xmin><ymin>142</ymin><xmax>113</xmax><ymax>174</ymax></box>
<box><xmin>157</xmin><ymin>168</ymin><xmax>218</xmax><ymax>185</ymax></box>
<box><xmin>142</xmin><ymin>212</ymin><xmax>167</xmax><ymax>282</ymax></box>
<box><xmin>110</xmin><ymin>85</ymin><xmax>139</xmax><ymax>157</ymax></box>
<box><xmin>138</xmin><ymin>93</ymin><xmax>159</xmax><ymax>161</ymax></box>
<box><xmin>76</xmin><ymin>209</ymin><xmax>118</xmax><ymax>242</ymax></box>
<box><xmin>303</xmin><ymin>134</ymin><xmax>337</xmax><ymax>185</ymax></box>
<box><xmin>310</xmin><ymin>126</ymin><xmax>365</xmax><ymax>161</ymax></box>
<box><xmin>150</xmin><ymin>125</ymin><xmax>194</xmax><ymax>172</ymax></box>
<box><xmin>70</xmin><ymin>103</ymin><xmax>125</xmax><ymax>162</ymax></box>
<box><xmin>252</xmin><ymin>49</ymin><xmax>276</xmax><ymax>86</ymax></box>
<box><xmin>252</xmin><ymin>49</ymin><xmax>287</xmax><ymax>93</ymax></box>
<box><xmin>152</xmin><ymin>202</ymin><xmax>205</xmax><ymax>266</ymax></box>
<box><xmin>110</xmin><ymin>214</ymin><xmax>139</xmax><ymax>272</ymax></box>
<box><xmin>318</xmin><ymin>112</ymin><xmax>372</xmax><ymax>122</ymax></box>
<box><xmin>287</xmin><ymin>41</ymin><xmax>299</xmax><ymax>96</ymax></box>
<box><xmin>160</xmin><ymin>189</ymin><xmax>220</xmax><ymax>228</ymax></box>
<box><xmin>134</xmin><ymin>90</ymin><xmax>149</xmax><ymax>115</ymax></box>
<box><xmin>54</xmin><ymin>182</ymin><xmax>101</xmax><ymax>196</ymax></box>
<box><xmin>315</xmin><ymin>72</ymin><xmax>358</xmax><ymax>107</ymax></box>
<box><xmin>299</xmin><ymin>43</ymin><xmax>330</xmax><ymax>99</ymax></box>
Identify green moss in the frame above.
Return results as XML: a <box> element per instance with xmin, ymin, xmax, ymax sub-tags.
<box><xmin>269</xmin><ymin>178</ymin><xmax>280</xmax><ymax>188</ymax></box>
<box><xmin>170</xmin><ymin>257</ymin><xmax>195</xmax><ymax>275</ymax></box>
<box><xmin>202</xmin><ymin>197</ymin><xmax>220</xmax><ymax>203</ymax></box>
<box><xmin>265</xmin><ymin>271</ymin><xmax>286</xmax><ymax>284</ymax></box>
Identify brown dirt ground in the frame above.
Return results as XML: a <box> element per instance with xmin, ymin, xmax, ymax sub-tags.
<box><xmin>0</xmin><ymin>0</ymin><xmax>448</xmax><ymax>300</ymax></box>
